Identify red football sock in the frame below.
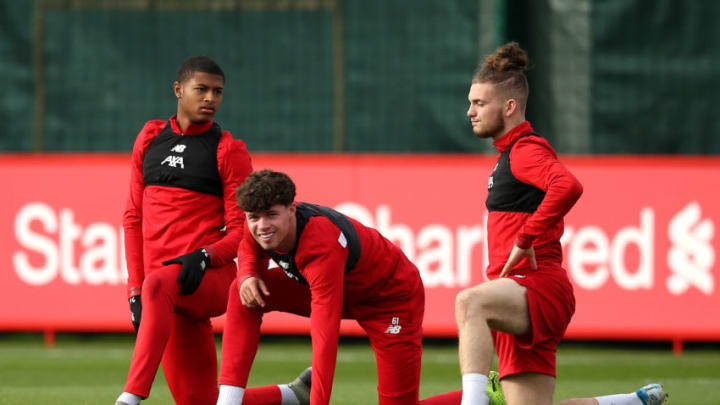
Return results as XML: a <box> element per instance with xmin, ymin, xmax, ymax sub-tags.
<box><xmin>420</xmin><ymin>389</ymin><xmax>463</xmax><ymax>405</ymax></box>
<box><xmin>242</xmin><ymin>385</ymin><xmax>283</xmax><ymax>405</ymax></box>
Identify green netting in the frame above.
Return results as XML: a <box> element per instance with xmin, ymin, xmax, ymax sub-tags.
<box><xmin>1</xmin><ymin>1</ymin><xmax>35</xmax><ymax>151</ymax></box>
<box><xmin>3</xmin><ymin>0</ymin><xmax>720</xmax><ymax>154</ymax></box>
<box><xmin>342</xmin><ymin>1</ymin><xmax>479</xmax><ymax>152</ymax></box>
<box><xmin>0</xmin><ymin>0</ymin><xmax>481</xmax><ymax>153</ymax></box>
<box><xmin>590</xmin><ymin>0</ymin><xmax>720</xmax><ymax>154</ymax></box>
<box><xmin>40</xmin><ymin>2</ymin><xmax>336</xmax><ymax>152</ymax></box>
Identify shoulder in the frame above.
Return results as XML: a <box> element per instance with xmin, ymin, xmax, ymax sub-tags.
<box><xmin>305</xmin><ymin>216</ymin><xmax>342</xmax><ymax>236</ymax></box>
<box><xmin>218</xmin><ymin>130</ymin><xmax>249</xmax><ymax>154</ymax></box>
<box><xmin>132</xmin><ymin>120</ymin><xmax>167</xmax><ymax>152</ymax></box>
<box><xmin>139</xmin><ymin>120</ymin><xmax>167</xmax><ymax>137</ymax></box>
<box><xmin>217</xmin><ymin>130</ymin><xmax>252</xmax><ymax>172</ymax></box>
<box><xmin>511</xmin><ymin>134</ymin><xmax>557</xmax><ymax>159</ymax></box>
<box><xmin>298</xmin><ymin>217</ymin><xmax>344</xmax><ymax>252</ymax></box>
<box><xmin>295</xmin><ymin>217</ymin><xmax>349</xmax><ymax>270</ymax></box>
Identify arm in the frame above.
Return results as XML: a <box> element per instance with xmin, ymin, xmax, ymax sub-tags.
<box><xmin>296</xmin><ymin>221</ymin><xmax>349</xmax><ymax>405</ymax></box>
<box><xmin>122</xmin><ymin>121</ymin><xmax>164</xmax><ymax>298</ymax></box>
<box><xmin>205</xmin><ymin>134</ymin><xmax>253</xmax><ymax>266</ymax></box>
<box><xmin>510</xmin><ymin>138</ymin><xmax>584</xmax><ymax>249</ymax></box>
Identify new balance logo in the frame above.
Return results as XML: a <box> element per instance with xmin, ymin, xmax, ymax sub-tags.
<box><xmin>338</xmin><ymin>232</ymin><xmax>347</xmax><ymax>248</ymax></box>
<box><xmin>161</xmin><ymin>155</ymin><xmax>185</xmax><ymax>169</ymax></box>
<box><xmin>384</xmin><ymin>316</ymin><xmax>402</xmax><ymax>334</ymax></box>
<box><xmin>488</xmin><ymin>176</ymin><xmax>494</xmax><ymax>189</ymax></box>
<box><xmin>170</xmin><ymin>144</ymin><xmax>187</xmax><ymax>153</ymax></box>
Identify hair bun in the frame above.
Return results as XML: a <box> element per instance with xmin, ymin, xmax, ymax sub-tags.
<box><xmin>484</xmin><ymin>41</ymin><xmax>528</xmax><ymax>73</ymax></box>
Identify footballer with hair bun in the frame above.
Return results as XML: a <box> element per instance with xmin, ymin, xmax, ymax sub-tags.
<box><xmin>456</xmin><ymin>41</ymin><xmax>668</xmax><ymax>405</ymax></box>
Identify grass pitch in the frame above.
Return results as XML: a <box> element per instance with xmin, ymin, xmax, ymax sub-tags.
<box><xmin>0</xmin><ymin>333</ymin><xmax>718</xmax><ymax>404</ymax></box>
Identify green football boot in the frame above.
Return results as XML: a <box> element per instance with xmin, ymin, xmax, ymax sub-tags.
<box><xmin>488</xmin><ymin>370</ymin><xmax>506</xmax><ymax>405</ymax></box>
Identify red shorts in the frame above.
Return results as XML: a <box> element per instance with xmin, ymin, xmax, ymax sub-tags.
<box><xmin>493</xmin><ymin>266</ymin><xmax>575</xmax><ymax>379</ymax></box>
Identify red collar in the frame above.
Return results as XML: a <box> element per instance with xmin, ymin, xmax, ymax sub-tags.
<box><xmin>492</xmin><ymin>121</ymin><xmax>535</xmax><ymax>152</ymax></box>
<box><xmin>169</xmin><ymin>115</ymin><xmax>214</xmax><ymax>135</ymax></box>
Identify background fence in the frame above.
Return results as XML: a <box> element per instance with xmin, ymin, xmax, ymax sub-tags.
<box><xmin>2</xmin><ymin>0</ymin><xmax>719</xmax><ymax>154</ymax></box>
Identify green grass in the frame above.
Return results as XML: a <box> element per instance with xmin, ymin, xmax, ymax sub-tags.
<box><xmin>0</xmin><ymin>334</ymin><xmax>718</xmax><ymax>404</ymax></box>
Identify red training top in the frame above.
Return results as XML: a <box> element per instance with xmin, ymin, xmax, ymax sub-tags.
<box><xmin>236</xmin><ymin>213</ymin><xmax>423</xmax><ymax>405</ymax></box>
<box><xmin>486</xmin><ymin>121</ymin><xmax>583</xmax><ymax>279</ymax></box>
<box><xmin>123</xmin><ymin>115</ymin><xmax>253</xmax><ymax>298</ymax></box>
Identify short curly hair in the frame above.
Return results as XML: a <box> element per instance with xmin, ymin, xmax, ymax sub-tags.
<box><xmin>236</xmin><ymin>169</ymin><xmax>296</xmax><ymax>212</ymax></box>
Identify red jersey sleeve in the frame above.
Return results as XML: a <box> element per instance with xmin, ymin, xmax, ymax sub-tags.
<box><xmin>295</xmin><ymin>219</ymin><xmax>348</xmax><ymax>405</ymax></box>
<box><xmin>509</xmin><ymin>137</ymin><xmax>584</xmax><ymax>248</ymax></box>
<box><xmin>205</xmin><ymin>132</ymin><xmax>253</xmax><ymax>265</ymax></box>
<box><xmin>122</xmin><ymin>120</ymin><xmax>166</xmax><ymax>298</ymax></box>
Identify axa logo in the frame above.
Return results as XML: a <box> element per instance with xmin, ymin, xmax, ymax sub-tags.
<box><xmin>384</xmin><ymin>316</ymin><xmax>402</xmax><ymax>334</ymax></box>
<box><xmin>171</xmin><ymin>144</ymin><xmax>187</xmax><ymax>153</ymax></box>
<box><xmin>161</xmin><ymin>155</ymin><xmax>184</xmax><ymax>169</ymax></box>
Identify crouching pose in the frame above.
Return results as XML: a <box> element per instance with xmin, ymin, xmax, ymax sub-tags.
<box><xmin>216</xmin><ymin>170</ymin><xmax>465</xmax><ymax>405</ymax></box>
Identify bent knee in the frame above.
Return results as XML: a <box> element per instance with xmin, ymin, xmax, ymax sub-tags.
<box><xmin>142</xmin><ymin>271</ymin><xmax>177</xmax><ymax>301</ymax></box>
<box><xmin>455</xmin><ymin>287</ymin><xmax>487</xmax><ymax>324</ymax></box>
<box><xmin>455</xmin><ymin>289</ymin><xmax>470</xmax><ymax>320</ymax></box>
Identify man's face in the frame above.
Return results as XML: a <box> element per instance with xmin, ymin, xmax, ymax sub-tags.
<box><xmin>466</xmin><ymin>82</ymin><xmax>506</xmax><ymax>140</ymax></box>
<box><xmin>174</xmin><ymin>72</ymin><xmax>224</xmax><ymax>124</ymax></box>
<box><xmin>246</xmin><ymin>204</ymin><xmax>296</xmax><ymax>252</ymax></box>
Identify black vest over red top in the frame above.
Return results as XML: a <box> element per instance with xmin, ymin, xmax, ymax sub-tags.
<box><xmin>269</xmin><ymin>202</ymin><xmax>362</xmax><ymax>285</ymax></box>
<box><xmin>142</xmin><ymin>121</ymin><xmax>224</xmax><ymax>196</ymax></box>
<box><xmin>485</xmin><ymin>133</ymin><xmax>546</xmax><ymax>213</ymax></box>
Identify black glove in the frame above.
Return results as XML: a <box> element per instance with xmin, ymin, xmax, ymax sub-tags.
<box><xmin>163</xmin><ymin>248</ymin><xmax>211</xmax><ymax>295</ymax></box>
<box><xmin>129</xmin><ymin>295</ymin><xmax>142</xmax><ymax>332</ymax></box>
